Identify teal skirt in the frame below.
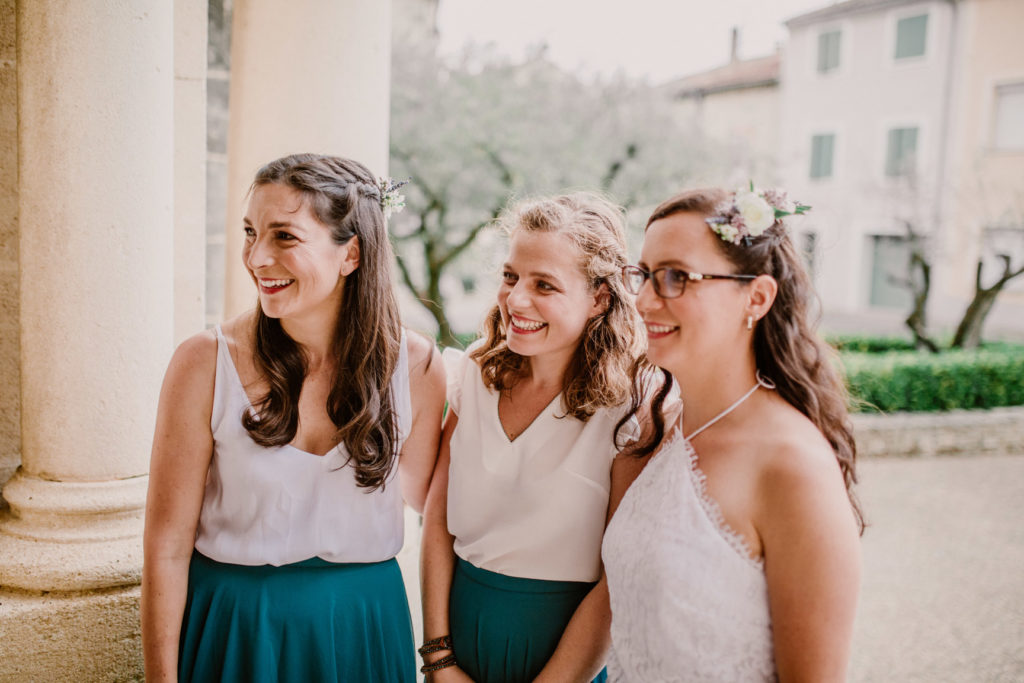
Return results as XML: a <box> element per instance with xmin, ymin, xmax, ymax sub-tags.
<box><xmin>179</xmin><ymin>550</ymin><xmax>415</xmax><ymax>683</ymax></box>
<box><xmin>450</xmin><ymin>558</ymin><xmax>608</xmax><ymax>683</ymax></box>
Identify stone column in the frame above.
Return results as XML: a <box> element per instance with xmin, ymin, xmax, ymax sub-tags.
<box><xmin>0</xmin><ymin>1</ymin><xmax>175</xmax><ymax>679</ymax></box>
<box><xmin>175</xmin><ymin>0</ymin><xmax>209</xmax><ymax>344</ymax></box>
<box><xmin>222</xmin><ymin>0</ymin><xmax>392</xmax><ymax>317</ymax></box>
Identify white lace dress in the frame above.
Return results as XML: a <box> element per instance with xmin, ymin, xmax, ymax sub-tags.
<box><xmin>601</xmin><ymin>427</ymin><xmax>778</xmax><ymax>682</ymax></box>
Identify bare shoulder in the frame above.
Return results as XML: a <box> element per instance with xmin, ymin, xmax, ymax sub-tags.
<box><xmin>156</xmin><ymin>328</ymin><xmax>218</xmax><ymax>433</ymax></box>
<box><xmin>166</xmin><ymin>327</ymin><xmax>218</xmax><ymax>385</ymax></box>
<box><xmin>755</xmin><ymin>400</ymin><xmax>841</xmax><ymax>479</ymax></box>
<box><xmin>404</xmin><ymin>328</ymin><xmax>442</xmax><ymax>378</ymax></box>
<box><xmin>749</xmin><ymin>399</ymin><xmax>855</xmax><ymax>531</ymax></box>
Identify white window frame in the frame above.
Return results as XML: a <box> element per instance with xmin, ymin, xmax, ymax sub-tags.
<box><xmin>990</xmin><ymin>80</ymin><xmax>1024</xmax><ymax>152</ymax></box>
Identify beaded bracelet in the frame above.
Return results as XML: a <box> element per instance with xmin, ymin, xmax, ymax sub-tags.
<box><xmin>420</xmin><ymin>653</ymin><xmax>458</xmax><ymax>674</ymax></box>
<box><xmin>417</xmin><ymin>635</ymin><xmax>453</xmax><ymax>657</ymax></box>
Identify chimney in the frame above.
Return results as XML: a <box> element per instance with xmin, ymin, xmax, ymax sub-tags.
<box><xmin>730</xmin><ymin>27</ymin><xmax>739</xmax><ymax>62</ymax></box>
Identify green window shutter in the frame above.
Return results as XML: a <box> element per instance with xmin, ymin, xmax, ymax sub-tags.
<box><xmin>895</xmin><ymin>14</ymin><xmax>928</xmax><ymax>59</ymax></box>
<box><xmin>810</xmin><ymin>134</ymin><xmax>835</xmax><ymax>178</ymax></box>
<box><xmin>817</xmin><ymin>31</ymin><xmax>841</xmax><ymax>73</ymax></box>
<box><xmin>886</xmin><ymin>127</ymin><xmax>918</xmax><ymax>176</ymax></box>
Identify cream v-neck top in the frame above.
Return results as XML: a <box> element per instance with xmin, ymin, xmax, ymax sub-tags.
<box><xmin>193</xmin><ymin>325</ymin><xmax>411</xmax><ymax>566</ymax></box>
<box><xmin>444</xmin><ymin>343</ymin><xmax>640</xmax><ymax>582</ymax></box>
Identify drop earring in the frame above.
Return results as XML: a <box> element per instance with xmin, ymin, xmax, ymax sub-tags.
<box><xmin>746</xmin><ymin>315</ymin><xmax>753</xmax><ymax>331</ymax></box>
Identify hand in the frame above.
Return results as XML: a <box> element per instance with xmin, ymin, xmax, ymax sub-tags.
<box><xmin>426</xmin><ymin>664</ymin><xmax>475</xmax><ymax>683</ymax></box>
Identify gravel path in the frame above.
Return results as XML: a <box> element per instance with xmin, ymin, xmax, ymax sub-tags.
<box><xmin>851</xmin><ymin>454</ymin><xmax>1024</xmax><ymax>682</ymax></box>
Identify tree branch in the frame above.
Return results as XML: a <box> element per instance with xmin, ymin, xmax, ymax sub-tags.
<box><xmin>393</xmin><ymin>251</ymin><xmax>424</xmax><ymax>301</ymax></box>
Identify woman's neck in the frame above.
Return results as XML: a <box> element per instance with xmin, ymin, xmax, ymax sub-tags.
<box><xmin>672</xmin><ymin>354</ymin><xmax>759</xmax><ymax>436</ymax></box>
<box><xmin>280</xmin><ymin>314</ymin><xmax>336</xmax><ymax>369</ymax></box>
<box><xmin>519</xmin><ymin>348</ymin><xmax>573</xmax><ymax>394</ymax></box>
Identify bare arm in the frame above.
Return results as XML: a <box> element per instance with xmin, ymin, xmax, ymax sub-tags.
<box><xmin>419</xmin><ymin>411</ymin><xmax>474</xmax><ymax>681</ymax></box>
<box><xmin>758</xmin><ymin>447</ymin><xmax>861</xmax><ymax>683</ymax></box>
<box><xmin>399</xmin><ymin>332</ymin><xmax>446</xmax><ymax>514</ymax></box>
<box><xmin>140</xmin><ymin>331</ymin><xmax>217</xmax><ymax>682</ymax></box>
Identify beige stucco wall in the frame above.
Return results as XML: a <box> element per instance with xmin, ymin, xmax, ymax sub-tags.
<box><xmin>0</xmin><ymin>0</ymin><xmax>19</xmax><ymax>494</ymax></box>
<box><xmin>946</xmin><ymin>0</ymin><xmax>1024</xmax><ymax>310</ymax></box>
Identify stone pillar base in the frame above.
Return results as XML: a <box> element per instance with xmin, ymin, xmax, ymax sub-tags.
<box><xmin>0</xmin><ymin>587</ymin><xmax>143</xmax><ymax>682</ymax></box>
<box><xmin>0</xmin><ymin>472</ymin><xmax>145</xmax><ymax>592</ymax></box>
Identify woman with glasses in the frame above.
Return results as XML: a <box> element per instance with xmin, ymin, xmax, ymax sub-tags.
<box><xmin>419</xmin><ymin>193</ymin><xmax>646</xmax><ymax>682</ymax></box>
<box><xmin>603</xmin><ymin>187</ymin><xmax>862</xmax><ymax>682</ymax></box>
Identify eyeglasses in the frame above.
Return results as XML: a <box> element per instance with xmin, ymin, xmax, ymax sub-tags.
<box><xmin>621</xmin><ymin>265</ymin><xmax>756</xmax><ymax>299</ymax></box>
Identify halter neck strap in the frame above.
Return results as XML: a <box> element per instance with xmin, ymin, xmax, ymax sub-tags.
<box><xmin>684</xmin><ymin>371</ymin><xmax>775</xmax><ymax>441</ymax></box>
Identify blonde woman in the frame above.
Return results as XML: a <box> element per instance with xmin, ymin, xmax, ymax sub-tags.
<box><xmin>419</xmin><ymin>193</ymin><xmax>646</xmax><ymax>682</ymax></box>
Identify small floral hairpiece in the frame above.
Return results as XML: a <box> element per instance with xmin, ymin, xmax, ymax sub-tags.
<box><xmin>378</xmin><ymin>177</ymin><xmax>409</xmax><ymax>220</ymax></box>
<box><xmin>705</xmin><ymin>181</ymin><xmax>810</xmax><ymax>246</ymax></box>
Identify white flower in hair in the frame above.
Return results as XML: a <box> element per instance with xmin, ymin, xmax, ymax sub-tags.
<box><xmin>734</xmin><ymin>190</ymin><xmax>775</xmax><ymax>236</ymax></box>
<box><xmin>706</xmin><ymin>181</ymin><xmax>811</xmax><ymax>245</ymax></box>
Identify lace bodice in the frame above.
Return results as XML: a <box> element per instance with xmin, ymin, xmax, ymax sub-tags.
<box><xmin>601</xmin><ymin>427</ymin><xmax>777</xmax><ymax>682</ymax></box>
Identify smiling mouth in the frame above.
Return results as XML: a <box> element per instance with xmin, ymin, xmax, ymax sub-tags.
<box><xmin>509</xmin><ymin>315</ymin><xmax>547</xmax><ymax>333</ymax></box>
<box><xmin>258</xmin><ymin>278</ymin><xmax>295</xmax><ymax>293</ymax></box>
<box><xmin>645</xmin><ymin>322</ymin><xmax>678</xmax><ymax>337</ymax></box>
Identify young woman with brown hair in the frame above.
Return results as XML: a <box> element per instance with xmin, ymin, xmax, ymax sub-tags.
<box><xmin>141</xmin><ymin>154</ymin><xmax>446</xmax><ymax>682</ymax></box>
<box><xmin>603</xmin><ymin>187</ymin><xmax>862</xmax><ymax>682</ymax></box>
<box><xmin>419</xmin><ymin>193</ymin><xmax>646</xmax><ymax>682</ymax></box>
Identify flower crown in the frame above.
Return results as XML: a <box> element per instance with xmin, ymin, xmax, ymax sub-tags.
<box><xmin>377</xmin><ymin>177</ymin><xmax>409</xmax><ymax>219</ymax></box>
<box><xmin>705</xmin><ymin>182</ymin><xmax>810</xmax><ymax>246</ymax></box>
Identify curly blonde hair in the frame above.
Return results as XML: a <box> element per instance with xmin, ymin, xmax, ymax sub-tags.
<box><xmin>470</xmin><ymin>192</ymin><xmax>644</xmax><ymax>421</ymax></box>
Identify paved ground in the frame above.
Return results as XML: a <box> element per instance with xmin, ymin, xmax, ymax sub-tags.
<box><xmin>399</xmin><ymin>453</ymin><xmax>1024</xmax><ymax>682</ymax></box>
<box><xmin>851</xmin><ymin>453</ymin><xmax>1024</xmax><ymax>682</ymax></box>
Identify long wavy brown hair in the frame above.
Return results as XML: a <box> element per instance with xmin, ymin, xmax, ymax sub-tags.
<box><xmin>622</xmin><ymin>188</ymin><xmax>863</xmax><ymax>532</ymax></box>
<box><xmin>471</xmin><ymin>192</ymin><xmax>644</xmax><ymax>428</ymax></box>
<box><xmin>240</xmin><ymin>154</ymin><xmax>402</xmax><ymax>490</ymax></box>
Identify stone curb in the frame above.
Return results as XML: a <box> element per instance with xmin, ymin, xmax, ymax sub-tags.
<box><xmin>852</xmin><ymin>406</ymin><xmax>1024</xmax><ymax>458</ymax></box>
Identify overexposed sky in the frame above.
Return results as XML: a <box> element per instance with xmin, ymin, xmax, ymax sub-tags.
<box><xmin>437</xmin><ymin>0</ymin><xmax>834</xmax><ymax>83</ymax></box>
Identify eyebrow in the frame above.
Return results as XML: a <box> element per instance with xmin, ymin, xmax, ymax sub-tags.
<box><xmin>639</xmin><ymin>258</ymin><xmax>690</xmax><ymax>270</ymax></box>
<box><xmin>503</xmin><ymin>264</ymin><xmax>564</xmax><ymax>283</ymax></box>
<box><xmin>242</xmin><ymin>218</ymin><xmax>301</xmax><ymax>230</ymax></box>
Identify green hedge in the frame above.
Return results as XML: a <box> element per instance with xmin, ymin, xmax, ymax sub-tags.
<box><xmin>827</xmin><ymin>334</ymin><xmax>917</xmax><ymax>353</ymax></box>
<box><xmin>841</xmin><ymin>344</ymin><xmax>1024</xmax><ymax>412</ymax></box>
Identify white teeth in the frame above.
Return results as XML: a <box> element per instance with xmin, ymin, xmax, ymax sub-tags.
<box><xmin>260</xmin><ymin>278</ymin><xmax>294</xmax><ymax>288</ymax></box>
<box><xmin>512</xmin><ymin>317</ymin><xmax>546</xmax><ymax>331</ymax></box>
<box><xmin>647</xmin><ymin>323</ymin><xmax>676</xmax><ymax>334</ymax></box>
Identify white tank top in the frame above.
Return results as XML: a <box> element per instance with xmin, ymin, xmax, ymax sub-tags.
<box><xmin>444</xmin><ymin>343</ymin><xmax>640</xmax><ymax>583</ymax></box>
<box><xmin>193</xmin><ymin>325</ymin><xmax>411</xmax><ymax>566</ymax></box>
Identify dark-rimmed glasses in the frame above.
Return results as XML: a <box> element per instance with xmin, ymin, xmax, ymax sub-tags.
<box><xmin>621</xmin><ymin>265</ymin><xmax>756</xmax><ymax>299</ymax></box>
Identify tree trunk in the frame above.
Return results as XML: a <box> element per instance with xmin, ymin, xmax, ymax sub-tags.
<box><xmin>951</xmin><ymin>289</ymin><xmax>999</xmax><ymax>350</ymax></box>
<box><xmin>951</xmin><ymin>255</ymin><xmax>1024</xmax><ymax>349</ymax></box>
<box><xmin>425</xmin><ymin>267</ymin><xmax>459</xmax><ymax>348</ymax></box>
<box><xmin>902</xmin><ymin>238</ymin><xmax>939</xmax><ymax>353</ymax></box>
